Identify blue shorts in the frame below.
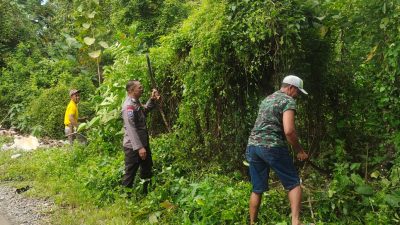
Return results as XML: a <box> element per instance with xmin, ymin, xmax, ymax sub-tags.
<box><xmin>246</xmin><ymin>145</ymin><xmax>300</xmax><ymax>193</ymax></box>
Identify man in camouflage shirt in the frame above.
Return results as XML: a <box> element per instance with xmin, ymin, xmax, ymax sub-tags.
<box><xmin>122</xmin><ymin>80</ymin><xmax>160</xmax><ymax>194</ymax></box>
<box><xmin>246</xmin><ymin>75</ymin><xmax>309</xmax><ymax>225</ymax></box>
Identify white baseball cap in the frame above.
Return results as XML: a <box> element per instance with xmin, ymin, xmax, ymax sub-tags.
<box><xmin>282</xmin><ymin>75</ymin><xmax>308</xmax><ymax>95</ymax></box>
<box><xmin>69</xmin><ymin>89</ymin><xmax>80</xmax><ymax>97</ymax></box>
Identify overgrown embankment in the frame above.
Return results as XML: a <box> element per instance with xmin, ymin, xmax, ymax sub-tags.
<box><xmin>1</xmin><ymin>133</ymin><xmax>399</xmax><ymax>224</ymax></box>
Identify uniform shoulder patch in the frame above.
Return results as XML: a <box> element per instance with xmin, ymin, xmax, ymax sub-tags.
<box><xmin>127</xmin><ymin>105</ymin><xmax>137</xmax><ymax>111</ymax></box>
<box><xmin>126</xmin><ymin>104</ymin><xmax>138</xmax><ymax>118</ymax></box>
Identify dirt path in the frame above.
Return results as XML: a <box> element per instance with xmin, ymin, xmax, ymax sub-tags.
<box><xmin>0</xmin><ymin>129</ymin><xmax>61</xmax><ymax>224</ymax></box>
<box><xmin>0</xmin><ymin>213</ymin><xmax>12</xmax><ymax>225</ymax></box>
<box><xmin>0</xmin><ymin>185</ymin><xmax>54</xmax><ymax>225</ymax></box>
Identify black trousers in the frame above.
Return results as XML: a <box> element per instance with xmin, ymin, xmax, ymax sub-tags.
<box><xmin>122</xmin><ymin>146</ymin><xmax>153</xmax><ymax>188</ymax></box>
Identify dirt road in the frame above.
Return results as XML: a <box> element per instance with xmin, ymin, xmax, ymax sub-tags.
<box><xmin>0</xmin><ymin>185</ymin><xmax>53</xmax><ymax>225</ymax></box>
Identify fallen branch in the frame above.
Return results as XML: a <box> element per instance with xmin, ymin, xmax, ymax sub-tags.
<box><xmin>302</xmin><ymin>184</ymin><xmax>316</xmax><ymax>225</ymax></box>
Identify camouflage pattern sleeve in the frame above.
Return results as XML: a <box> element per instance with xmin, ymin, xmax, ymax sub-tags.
<box><xmin>283</xmin><ymin>97</ymin><xmax>296</xmax><ymax>112</ymax></box>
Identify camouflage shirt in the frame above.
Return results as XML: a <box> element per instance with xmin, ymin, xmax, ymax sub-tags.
<box><xmin>247</xmin><ymin>90</ymin><xmax>296</xmax><ymax>148</ymax></box>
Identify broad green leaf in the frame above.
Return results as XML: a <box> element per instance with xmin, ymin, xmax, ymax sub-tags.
<box><xmin>385</xmin><ymin>194</ymin><xmax>400</xmax><ymax>207</ymax></box>
<box><xmin>66</xmin><ymin>55</ymin><xmax>76</xmax><ymax>61</ymax></box>
<box><xmin>77</xmin><ymin>5</ymin><xmax>83</xmax><ymax>12</ymax></box>
<box><xmin>77</xmin><ymin>123</ymin><xmax>87</xmax><ymax>132</ymax></box>
<box><xmin>66</xmin><ymin>37</ymin><xmax>76</xmax><ymax>46</ymax></box>
<box><xmin>390</xmin><ymin>167</ymin><xmax>400</xmax><ymax>185</ymax></box>
<box><xmin>82</xmin><ymin>23</ymin><xmax>91</xmax><ymax>29</ymax></box>
<box><xmin>350</xmin><ymin>163</ymin><xmax>361</xmax><ymax>170</ymax></box>
<box><xmin>84</xmin><ymin>37</ymin><xmax>95</xmax><ymax>45</ymax></box>
<box><xmin>320</xmin><ymin>26</ymin><xmax>328</xmax><ymax>38</ymax></box>
<box><xmin>351</xmin><ymin>173</ymin><xmax>363</xmax><ymax>185</ymax></box>
<box><xmin>343</xmin><ymin>206</ymin><xmax>348</xmax><ymax>215</ymax></box>
<box><xmin>86</xmin><ymin>116</ymin><xmax>100</xmax><ymax>129</ymax></box>
<box><xmin>276</xmin><ymin>222</ymin><xmax>288</xmax><ymax>225</ymax></box>
<box><xmin>366</xmin><ymin>45</ymin><xmax>378</xmax><ymax>62</ymax></box>
<box><xmin>195</xmin><ymin>196</ymin><xmax>205</xmax><ymax>206</ymax></box>
<box><xmin>66</xmin><ymin>37</ymin><xmax>81</xmax><ymax>48</ymax></box>
<box><xmin>87</xmin><ymin>11</ymin><xmax>96</xmax><ymax>18</ymax></box>
<box><xmin>99</xmin><ymin>41</ymin><xmax>109</xmax><ymax>49</ymax></box>
<box><xmin>89</xmin><ymin>50</ymin><xmax>101</xmax><ymax>58</ymax></box>
<box><xmin>148</xmin><ymin>213</ymin><xmax>158</xmax><ymax>224</ymax></box>
<box><xmin>328</xmin><ymin>189</ymin><xmax>335</xmax><ymax>198</ymax></box>
<box><xmin>370</xmin><ymin>171</ymin><xmax>380</xmax><ymax>178</ymax></box>
<box><xmin>61</xmin><ymin>33</ymin><xmax>72</xmax><ymax>39</ymax></box>
<box><xmin>380</xmin><ymin>18</ymin><xmax>389</xmax><ymax>30</ymax></box>
<box><xmin>100</xmin><ymin>96</ymin><xmax>117</xmax><ymax>106</ymax></box>
<box><xmin>382</xmin><ymin>3</ymin><xmax>386</xmax><ymax>14</ymax></box>
<box><xmin>355</xmin><ymin>185</ymin><xmax>374</xmax><ymax>196</ymax></box>
<box><xmin>93</xmin><ymin>0</ymin><xmax>99</xmax><ymax>4</ymax></box>
<box><xmin>381</xmin><ymin>178</ymin><xmax>391</xmax><ymax>187</ymax></box>
<box><xmin>100</xmin><ymin>109</ymin><xmax>118</xmax><ymax>123</ymax></box>
<box><xmin>149</xmin><ymin>211</ymin><xmax>161</xmax><ymax>224</ymax></box>
<box><xmin>160</xmin><ymin>200</ymin><xmax>175</xmax><ymax>209</ymax></box>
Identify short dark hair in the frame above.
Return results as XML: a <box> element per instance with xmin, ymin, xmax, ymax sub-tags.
<box><xmin>126</xmin><ymin>80</ymin><xmax>139</xmax><ymax>92</ymax></box>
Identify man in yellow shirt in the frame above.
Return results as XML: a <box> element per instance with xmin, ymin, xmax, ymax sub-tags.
<box><xmin>64</xmin><ymin>89</ymin><xmax>80</xmax><ymax>144</ymax></box>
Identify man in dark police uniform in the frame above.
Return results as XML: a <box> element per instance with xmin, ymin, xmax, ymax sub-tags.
<box><xmin>121</xmin><ymin>80</ymin><xmax>160</xmax><ymax>194</ymax></box>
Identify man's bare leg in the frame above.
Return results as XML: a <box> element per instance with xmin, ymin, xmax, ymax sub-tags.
<box><xmin>249</xmin><ymin>192</ymin><xmax>262</xmax><ymax>224</ymax></box>
<box><xmin>288</xmin><ymin>185</ymin><xmax>302</xmax><ymax>225</ymax></box>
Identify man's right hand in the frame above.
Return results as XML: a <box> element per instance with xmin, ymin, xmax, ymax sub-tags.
<box><xmin>297</xmin><ymin>150</ymin><xmax>308</xmax><ymax>161</ymax></box>
<box><xmin>151</xmin><ymin>89</ymin><xmax>161</xmax><ymax>101</ymax></box>
<box><xmin>138</xmin><ymin>147</ymin><xmax>147</xmax><ymax>160</ymax></box>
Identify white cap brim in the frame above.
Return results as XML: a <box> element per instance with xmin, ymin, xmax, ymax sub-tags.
<box><xmin>299</xmin><ymin>88</ymin><xmax>308</xmax><ymax>95</ymax></box>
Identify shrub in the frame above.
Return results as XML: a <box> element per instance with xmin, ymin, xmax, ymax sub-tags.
<box><xmin>24</xmin><ymin>75</ymin><xmax>96</xmax><ymax>138</ymax></box>
<box><xmin>24</xmin><ymin>85</ymin><xmax>69</xmax><ymax>138</ymax></box>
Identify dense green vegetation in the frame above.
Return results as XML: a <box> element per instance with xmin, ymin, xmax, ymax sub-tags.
<box><xmin>0</xmin><ymin>0</ymin><xmax>399</xmax><ymax>224</ymax></box>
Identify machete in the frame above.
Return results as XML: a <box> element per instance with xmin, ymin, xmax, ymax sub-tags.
<box><xmin>146</xmin><ymin>53</ymin><xmax>171</xmax><ymax>132</ymax></box>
